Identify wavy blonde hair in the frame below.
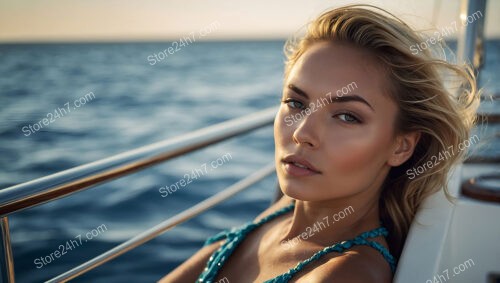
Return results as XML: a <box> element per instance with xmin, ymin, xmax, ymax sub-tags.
<box><xmin>283</xmin><ymin>5</ymin><xmax>480</xmax><ymax>259</ymax></box>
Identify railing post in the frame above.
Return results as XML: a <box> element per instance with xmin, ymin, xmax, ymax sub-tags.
<box><xmin>457</xmin><ymin>0</ymin><xmax>487</xmax><ymax>70</ymax></box>
<box><xmin>0</xmin><ymin>217</ymin><xmax>15</xmax><ymax>283</ymax></box>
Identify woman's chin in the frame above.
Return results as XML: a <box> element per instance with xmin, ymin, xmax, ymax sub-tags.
<box><xmin>281</xmin><ymin>185</ymin><xmax>324</xmax><ymax>202</ymax></box>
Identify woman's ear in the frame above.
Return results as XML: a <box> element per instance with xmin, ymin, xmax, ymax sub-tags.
<box><xmin>388</xmin><ymin>131</ymin><xmax>421</xmax><ymax>166</ymax></box>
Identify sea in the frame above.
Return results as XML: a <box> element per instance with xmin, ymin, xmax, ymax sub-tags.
<box><xmin>0</xmin><ymin>40</ymin><xmax>498</xmax><ymax>283</ymax></box>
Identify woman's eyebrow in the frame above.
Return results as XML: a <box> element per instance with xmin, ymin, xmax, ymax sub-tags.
<box><xmin>287</xmin><ymin>84</ymin><xmax>374</xmax><ymax>111</ymax></box>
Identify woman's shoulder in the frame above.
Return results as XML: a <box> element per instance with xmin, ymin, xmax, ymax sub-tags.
<box><xmin>158</xmin><ymin>240</ymin><xmax>223</xmax><ymax>283</ymax></box>
<box><xmin>298</xmin><ymin>244</ymin><xmax>393</xmax><ymax>283</ymax></box>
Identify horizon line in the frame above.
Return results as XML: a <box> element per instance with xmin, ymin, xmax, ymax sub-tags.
<box><xmin>2</xmin><ymin>36</ymin><xmax>497</xmax><ymax>45</ymax></box>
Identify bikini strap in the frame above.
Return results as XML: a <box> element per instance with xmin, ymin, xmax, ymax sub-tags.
<box><xmin>204</xmin><ymin>202</ymin><xmax>295</xmax><ymax>246</ymax></box>
<box><xmin>198</xmin><ymin>203</ymin><xmax>295</xmax><ymax>282</ymax></box>
<box><xmin>264</xmin><ymin>227</ymin><xmax>396</xmax><ymax>283</ymax></box>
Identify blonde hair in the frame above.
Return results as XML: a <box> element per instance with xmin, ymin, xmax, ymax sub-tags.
<box><xmin>284</xmin><ymin>5</ymin><xmax>479</xmax><ymax>259</ymax></box>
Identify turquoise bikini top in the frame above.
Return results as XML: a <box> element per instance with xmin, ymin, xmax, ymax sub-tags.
<box><xmin>197</xmin><ymin>202</ymin><xmax>396</xmax><ymax>282</ymax></box>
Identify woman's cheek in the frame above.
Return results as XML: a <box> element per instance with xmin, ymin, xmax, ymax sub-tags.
<box><xmin>323</xmin><ymin>135</ymin><xmax>386</xmax><ymax>186</ymax></box>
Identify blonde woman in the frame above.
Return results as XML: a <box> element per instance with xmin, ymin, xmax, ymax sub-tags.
<box><xmin>160</xmin><ymin>5</ymin><xmax>478</xmax><ymax>283</ymax></box>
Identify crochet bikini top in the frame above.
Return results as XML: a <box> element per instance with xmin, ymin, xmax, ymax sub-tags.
<box><xmin>197</xmin><ymin>202</ymin><xmax>396</xmax><ymax>282</ymax></box>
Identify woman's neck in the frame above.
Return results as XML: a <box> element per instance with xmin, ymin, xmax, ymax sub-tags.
<box><xmin>280</xmin><ymin>192</ymin><xmax>382</xmax><ymax>248</ymax></box>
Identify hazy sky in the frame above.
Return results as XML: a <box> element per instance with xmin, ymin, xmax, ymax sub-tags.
<box><xmin>0</xmin><ymin>0</ymin><xmax>498</xmax><ymax>42</ymax></box>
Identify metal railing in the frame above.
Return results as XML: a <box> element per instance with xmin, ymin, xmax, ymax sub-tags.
<box><xmin>0</xmin><ymin>106</ymin><xmax>278</xmax><ymax>283</ymax></box>
<box><xmin>457</xmin><ymin>0</ymin><xmax>487</xmax><ymax>69</ymax></box>
<box><xmin>48</xmin><ymin>164</ymin><xmax>276</xmax><ymax>283</ymax></box>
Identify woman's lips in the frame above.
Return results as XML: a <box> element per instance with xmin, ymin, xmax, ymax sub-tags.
<box><xmin>282</xmin><ymin>162</ymin><xmax>320</xmax><ymax>176</ymax></box>
<box><xmin>281</xmin><ymin>155</ymin><xmax>321</xmax><ymax>177</ymax></box>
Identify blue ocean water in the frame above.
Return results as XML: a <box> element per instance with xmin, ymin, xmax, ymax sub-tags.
<box><xmin>0</xmin><ymin>40</ymin><xmax>498</xmax><ymax>283</ymax></box>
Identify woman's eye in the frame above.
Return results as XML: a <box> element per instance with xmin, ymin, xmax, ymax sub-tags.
<box><xmin>335</xmin><ymin>113</ymin><xmax>360</xmax><ymax>123</ymax></box>
<box><xmin>283</xmin><ymin>99</ymin><xmax>304</xmax><ymax>110</ymax></box>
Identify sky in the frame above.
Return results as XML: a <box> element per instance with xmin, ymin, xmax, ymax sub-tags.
<box><xmin>0</xmin><ymin>0</ymin><xmax>499</xmax><ymax>42</ymax></box>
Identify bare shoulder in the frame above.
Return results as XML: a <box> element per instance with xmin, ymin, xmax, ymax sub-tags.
<box><xmin>157</xmin><ymin>240</ymin><xmax>223</xmax><ymax>283</ymax></box>
<box><xmin>298</xmin><ymin>245</ymin><xmax>392</xmax><ymax>283</ymax></box>
<box><xmin>159</xmin><ymin>195</ymin><xmax>294</xmax><ymax>282</ymax></box>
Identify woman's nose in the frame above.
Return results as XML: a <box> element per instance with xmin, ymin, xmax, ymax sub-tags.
<box><xmin>292</xmin><ymin>112</ymin><xmax>320</xmax><ymax>148</ymax></box>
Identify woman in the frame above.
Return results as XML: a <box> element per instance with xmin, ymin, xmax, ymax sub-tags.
<box><xmin>160</xmin><ymin>5</ymin><xmax>479</xmax><ymax>283</ymax></box>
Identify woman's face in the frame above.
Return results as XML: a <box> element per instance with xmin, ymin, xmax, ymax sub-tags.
<box><xmin>274</xmin><ymin>41</ymin><xmax>401</xmax><ymax>202</ymax></box>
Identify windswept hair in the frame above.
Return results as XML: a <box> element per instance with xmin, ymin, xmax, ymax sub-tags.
<box><xmin>284</xmin><ymin>5</ymin><xmax>480</xmax><ymax>259</ymax></box>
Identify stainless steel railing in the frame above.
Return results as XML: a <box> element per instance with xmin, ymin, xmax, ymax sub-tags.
<box><xmin>0</xmin><ymin>106</ymin><xmax>277</xmax><ymax>218</ymax></box>
<box><xmin>47</xmin><ymin>163</ymin><xmax>276</xmax><ymax>283</ymax></box>
<box><xmin>0</xmin><ymin>106</ymin><xmax>278</xmax><ymax>283</ymax></box>
<box><xmin>457</xmin><ymin>0</ymin><xmax>487</xmax><ymax>69</ymax></box>
<box><xmin>0</xmin><ymin>218</ymin><xmax>14</xmax><ymax>283</ymax></box>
